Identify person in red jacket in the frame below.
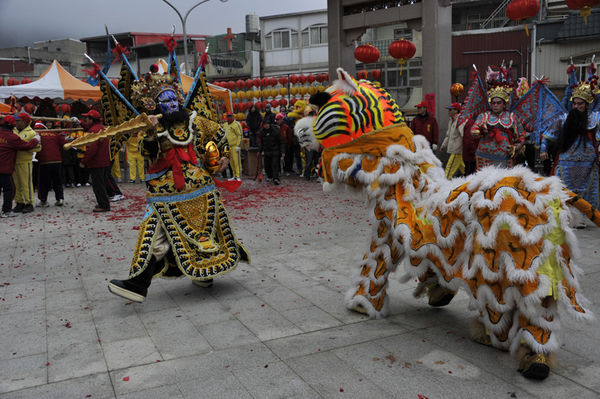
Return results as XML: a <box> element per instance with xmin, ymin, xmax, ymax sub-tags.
<box><xmin>410</xmin><ymin>101</ymin><xmax>439</xmax><ymax>149</ymax></box>
<box><xmin>36</xmin><ymin>121</ymin><xmax>69</xmax><ymax>207</ymax></box>
<box><xmin>0</xmin><ymin>116</ymin><xmax>39</xmax><ymax>217</ymax></box>
<box><xmin>80</xmin><ymin>110</ymin><xmax>111</xmax><ymax>212</ymax></box>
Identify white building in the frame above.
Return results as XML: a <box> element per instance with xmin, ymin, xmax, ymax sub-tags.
<box><xmin>260</xmin><ymin>9</ymin><xmax>329</xmax><ymax>76</ymax></box>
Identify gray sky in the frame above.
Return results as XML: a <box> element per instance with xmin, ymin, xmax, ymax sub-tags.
<box><xmin>0</xmin><ymin>0</ymin><xmax>327</xmax><ymax>48</ymax></box>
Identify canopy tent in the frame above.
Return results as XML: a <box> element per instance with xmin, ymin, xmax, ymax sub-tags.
<box><xmin>156</xmin><ymin>59</ymin><xmax>232</xmax><ymax>113</ymax></box>
<box><xmin>0</xmin><ymin>103</ymin><xmax>12</xmax><ymax>113</ymax></box>
<box><xmin>0</xmin><ymin>60</ymin><xmax>101</xmax><ymax>101</ymax></box>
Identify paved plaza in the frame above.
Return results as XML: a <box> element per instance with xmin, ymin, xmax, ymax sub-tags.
<box><xmin>1</xmin><ymin>177</ymin><xmax>599</xmax><ymax>398</ymax></box>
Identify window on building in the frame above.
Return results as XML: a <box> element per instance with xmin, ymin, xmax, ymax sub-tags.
<box><xmin>393</xmin><ymin>28</ymin><xmax>412</xmax><ymax>40</ymax></box>
<box><xmin>302</xmin><ymin>24</ymin><xmax>328</xmax><ymax>47</ymax></box>
<box><xmin>265</xmin><ymin>29</ymin><xmax>296</xmax><ymax>50</ymax></box>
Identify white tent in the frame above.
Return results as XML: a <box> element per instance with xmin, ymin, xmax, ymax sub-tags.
<box><xmin>0</xmin><ymin>60</ymin><xmax>101</xmax><ymax>101</ymax></box>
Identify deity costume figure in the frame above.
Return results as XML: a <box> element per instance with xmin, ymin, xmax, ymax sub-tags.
<box><xmin>68</xmin><ymin>49</ymin><xmax>248</xmax><ymax>303</ymax></box>
<box><xmin>541</xmin><ymin>81</ymin><xmax>600</xmax><ymax>224</ymax></box>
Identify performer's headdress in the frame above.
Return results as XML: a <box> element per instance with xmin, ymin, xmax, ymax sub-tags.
<box><xmin>130</xmin><ymin>73</ymin><xmax>184</xmax><ymax>113</ymax></box>
<box><xmin>570</xmin><ymin>81</ymin><xmax>596</xmax><ymax>104</ymax></box>
<box><xmin>487</xmin><ymin>85</ymin><xmax>512</xmax><ymax>103</ymax></box>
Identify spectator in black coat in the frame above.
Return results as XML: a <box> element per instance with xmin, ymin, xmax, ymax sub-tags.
<box><xmin>245</xmin><ymin>105</ymin><xmax>262</xmax><ymax>148</ymax></box>
<box><xmin>258</xmin><ymin>120</ymin><xmax>284</xmax><ymax>185</ymax></box>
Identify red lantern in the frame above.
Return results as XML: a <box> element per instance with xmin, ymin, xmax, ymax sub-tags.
<box><xmin>315</xmin><ymin>74</ymin><xmax>324</xmax><ymax>83</ymax></box>
<box><xmin>290</xmin><ymin>75</ymin><xmax>299</xmax><ymax>84</ymax></box>
<box><xmin>370</xmin><ymin>69</ymin><xmax>382</xmax><ymax>81</ymax></box>
<box><xmin>60</xmin><ymin>103</ymin><xmax>71</xmax><ymax>114</ymax></box>
<box><xmin>324</xmin><ymin>73</ymin><xmax>329</xmax><ymax>82</ymax></box>
<box><xmin>24</xmin><ymin>103</ymin><xmax>35</xmax><ymax>113</ymax></box>
<box><xmin>253</xmin><ymin>78</ymin><xmax>261</xmax><ymax>87</ymax></box>
<box><xmin>228</xmin><ymin>81</ymin><xmax>237</xmax><ymax>90</ymax></box>
<box><xmin>270</xmin><ymin>100</ymin><xmax>279</xmax><ymax>108</ymax></box>
<box><xmin>299</xmin><ymin>75</ymin><xmax>307</xmax><ymax>84</ymax></box>
<box><xmin>357</xmin><ymin>70</ymin><xmax>368</xmax><ymax>80</ymax></box>
<box><xmin>7</xmin><ymin>78</ymin><xmax>19</xmax><ymax>86</ymax></box>
<box><xmin>21</xmin><ymin>78</ymin><xmax>32</xmax><ymax>84</ymax></box>
<box><xmin>307</xmin><ymin>74</ymin><xmax>316</xmax><ymax>83</ymax></box>
<box><xmin>565</xmin><ymin>0</ymin><xmax>600</xmax><ymax>23</ymax></box>
<box><xmin>110</xmin><ymin>79</ymin><xmax>119</xmax><ymax>87</ymax></box>
<box><xmin>268</xmin><ymin>77</ymin><xmax>277</xmax><ymax>86</ymax></box>
<box><xmin>290</xmin><ymin>98</ymin><xmax>298</xmax><ymax>106</ymax></box>
<box><xmin>233</xmin><ymin>103</ymin><xmax>239</xmax><ymax>112</ymax></box>
<box><xmin>506</xmin><ymin>0</ymin><xmax>540</xmax><ymax>34</ymax></box>
<box><xmin>236</xmin><ymin>79</ymin><xmax>245</xmax><ymax>90</ymax></box>
<box><xmin>279</xmin><ymin>98</ymin><xmax>288</xmax><ymax>107</ymax></box>
<box><xmin>254</xmin><ymin>101</ymin><xmax>262</xmax><ymax>110</ymax></box>
<box><xmin>450</xmin><ymin>83</ymin><xmax>464</xmax><ymax>99</ymax></box>
<box><xmin>14</xmin><ymin>104</ymin><xmax>21</xmax><ymax>111</ymax></box>
<box><xmin>245</xmin><ymin>79</ymin><xmax>254</xmax><ymax>89</ymax></box>
<box><xmin>354</xmin><ymin>44</ymin><xmax>380</xmax><ymax>64</ymax></box>
<box><xmin>279</xmin><ymin>76</ymin><xmax>288</xmax><ymax>85</ymax></box>
<box><xmin>0</xmin><ymin>78</ymin><xmax>3</xmax><ymax>86</ymax></box>
<box><xmin>388</xmin><ymin>39</ymin><xmax>416</xmax><ymax>75</ymax></box>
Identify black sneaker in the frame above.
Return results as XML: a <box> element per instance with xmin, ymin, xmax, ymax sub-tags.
<box><xmin>192</xmin><ymin>279</ymin><xmax>213</xmax><ymax>288</ymax></box>
<box><xmin>108</xmin><ymin>279</ymin><xmax>147</xmax><ymax>302</ymax></box>
<box><xmin>22</xmin><ymin>204</ymin><xmax>34</xmax><ymax>213</ymax></box>
<box><xmin>273</xmin><ymin>179</ymin><xmax>280</xmax><ymax>185</ymax></box>
<box><xmin>12</xmin><ymin>203</ymin><xmax>24</xmax><ymax>213</ymax></box>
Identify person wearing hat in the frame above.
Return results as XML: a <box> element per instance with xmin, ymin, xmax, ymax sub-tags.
<box><xmin>12</xmin><ymin>112</ymin><xmax>41</xmax><ymax>213</ymax></box>
<box><xmin>36</xmin><ymin>117</ymin><xmax>69</xmax><ymax>207</ymax></box>
<box><xmin>439</xmin><ymin>103</ymin><xmax>473</xmax><ymax>179</ymax></box>
<box><xmin>540</xmin><ymin>81</ymin><xmax>600</xmax><ymax>228</ymax></box>
<box><xmin>80</xmin><ymin>109</ymin><xmax>112</xmax><ymax>212</ymax></box>
<box><xmin>471</xmin><ymin>86</ymin><xmax>525</xmax><ymax>171</ymax></box>
<box><xmin>410</xmin><ymin>101</ymin><xmax>439</xmax><ymax>150</ymax></box>
<box><xmin>223</xmin><ymin>112</ymin><xmax>243</xmax><ymax>181</ymax></box>
<box><xmin>0</xmin><ymin>116</ymin><xmax>39</xmax><ymax>217</ymax></box>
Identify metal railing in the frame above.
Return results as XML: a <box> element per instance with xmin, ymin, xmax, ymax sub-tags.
<box><xmin>480</xmin><ymin>0</ymin><xmax>511</xmax><ymax>29</ymax></box>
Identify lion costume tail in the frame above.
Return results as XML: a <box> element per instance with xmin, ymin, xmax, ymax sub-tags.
<box><xmin>565</xmin><ymin>190</ymin><xmax>600</xmax><ymax>227</ymax></box>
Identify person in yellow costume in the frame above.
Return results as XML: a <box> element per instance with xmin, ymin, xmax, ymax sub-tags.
<box><xmin>126</xmin><ymin>132</ymin><xmax>145</xmax><ymax>183</ymax></box>
<box><xmin>12</xmin><ymin>113</ymin><xmax>41</xmax><ymax>213</ymax></box>
<box><xmin>223</xmin><ymin>112</ymin><xmax>243</xmax><ymax>180</ymax></box>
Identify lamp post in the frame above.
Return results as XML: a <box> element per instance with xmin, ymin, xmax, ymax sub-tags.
<box><xmin>161</xmin><ymin>0</ymin><xmax>228</xmax><ymax>74</ymax></box>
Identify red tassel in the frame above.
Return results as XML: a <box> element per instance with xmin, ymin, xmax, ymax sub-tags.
<box><xmin>111</xmin><ymin>43</ymin><xmax>130</xmax><ymax>59</ymax></box>
<box><xmin>199</xmin><ymin>52</ymin><xmax>210</xmax><ymax>68</ymax></box>
<box><xmin>82</xmin><ymin>63</ymin><xmax>101</xmax><ymax>78</ymax></box>
<box><xmin>162</xmin><ymin>36</ymin><xmax>177</xmax><ymax>53</ymax></box>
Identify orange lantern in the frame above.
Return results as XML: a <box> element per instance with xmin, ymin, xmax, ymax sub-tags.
<box><xmin>565</xmin><ymin>0</ymin><xmax>600</xmax><ymax>23</ymax></box>
<box><xmin>450</xmin><ymin>83</ymin><xmax>464</xmax><ymax>99</ymax></box>
<box><xmin>290</xmin><ymin>87</ymin><xmax>299</xmax><ymax>95</ymax></box>
<box><xmin>7</xmin><ymin>78</ymin><xmax>19</xmax><ymax>86</ymax></box>
<box><xmin>354</xmin><ymin>44</ymin><xmax>380</xmax><ymax>64</ymax></box>
<box><xmin>269</xmin><ymin>88</ymin><xmax>278</xmax><ymax>98</ymax></box>
<box><xmin>388</xmin><ymin>39</ymin><xmax>416</xmax><ymax>75</ymax></box>
<box><xmin>357</xmin><ymin>70</ymin><xmax>368</xmax><ymax>80</ymax></box>
<box><xmin>506</xmin><ymin>0</ymin><xmax>540</xmax><ymax>35</ymax></box>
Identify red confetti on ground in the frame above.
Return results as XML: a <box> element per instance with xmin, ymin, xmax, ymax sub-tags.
<box><xmin>64</xmin><ymin>322</ymin><xmax>71</xmax><ymax>328</ymax></box>
<box><xmin>340</xmin><ymin>388</ymin><xmax>344</xmax><ymax>392</ymax></box>
<box><xmin>122</xmin><ymin>376</ymin><xmax>129</xmax><ymax>381</ymax></box>
<box><xmin>46</xmin><ymin>362</ymin><xmax>50</xmax><ymax>366</ymax></box>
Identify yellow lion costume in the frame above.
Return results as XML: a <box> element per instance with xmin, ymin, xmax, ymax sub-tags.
<box><xmin>298</xmin><ymin>68</ymin><xmax>599</xmax><ymax>380</ymax></box>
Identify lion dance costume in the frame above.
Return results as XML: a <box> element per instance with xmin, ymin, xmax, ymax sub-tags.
<box><xmin>297</xmin><ymin>68</ymin><xmax>598</xmax><ymax>380</ymax></box>
<box><xmin>68</xmin><ymin>40</ymin><xmax>248</xmax><ymax>303</ymax></box>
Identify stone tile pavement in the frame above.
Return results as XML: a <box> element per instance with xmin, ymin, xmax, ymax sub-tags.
<box><xmin>1</xmin><ymin>177</ymin><xmax>599</xmax><ymax>398</ymax></box>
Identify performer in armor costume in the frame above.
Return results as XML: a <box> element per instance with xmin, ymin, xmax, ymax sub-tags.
<box><xmin>541</xmin><ymin>81</ymin><xmax>600</xmax><ymax>227</ymax></box>
<box><xmin>104</xmin><ymin>72</ymin><xmax>249</xmax><ymax>302</ymax></box>
<box><xmin>296</xmin><ymin>68</ymin><xmax>599</xmax><ymax>380</ymax></box>
<box><xmin>471</xmin><ymin>85</ymin><xmax>526</xmax><ymax>170</ymax></box>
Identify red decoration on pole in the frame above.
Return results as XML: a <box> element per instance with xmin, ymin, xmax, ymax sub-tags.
<box><xmin>565</xmin><ymin>0</ymin><xmax>600</xmax><ymax>23</ymax></box>
<box><xmin>450</xmin><ymin>83</ymin><xmax>464</xmax><ymax>99</ymax></box>
<box><xmin>506</xmin><ymin>0</ymin><xmax>540</xmax><ymax>35</ymax></box>
<box><xmin>354</xmin><ymin>44</ymin><xmax>380</xmax><ymax>64</ymax></box>
<box><xmin>111</xmin><ymin>79</ymin><xmax>119</xmax><ymax>87</ymax></box>
<box><xmin>388</xmin><ymin>39</ymin><xmax>416</xmax><ymax>75</ymax></box>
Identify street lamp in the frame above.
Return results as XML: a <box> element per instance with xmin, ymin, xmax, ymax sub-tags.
<box><xmin>161</xmin><ymin>0</ymin><xmax>228</xmax><ymax>74</ymax></box>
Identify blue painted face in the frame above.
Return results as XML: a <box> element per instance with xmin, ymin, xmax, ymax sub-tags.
<box><xmin>157</xmin><ymin>89</ymin><xmax>179</xmax><ymax>115</ymax></box>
